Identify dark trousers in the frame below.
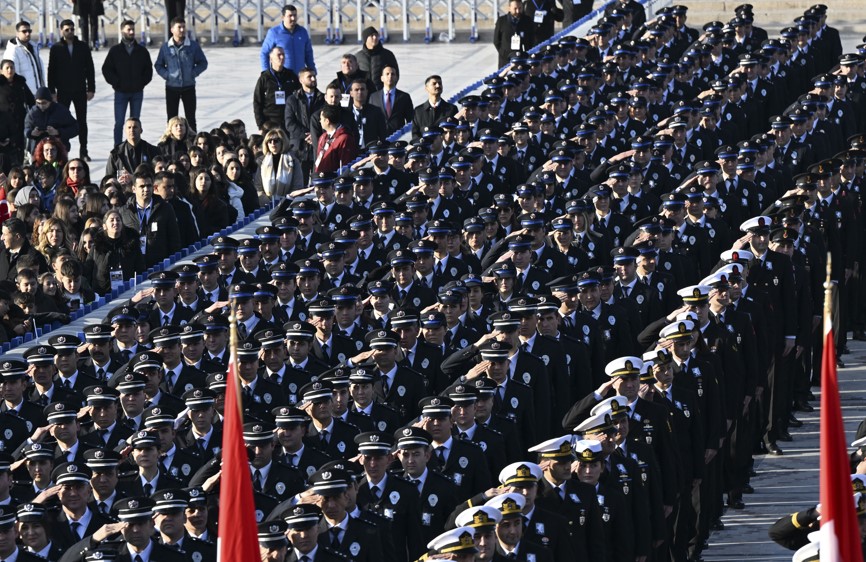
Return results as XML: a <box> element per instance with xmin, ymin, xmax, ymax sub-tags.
<box><xmin>58</xmin><ymin>90</ymin><xmax>89</xmax><ymax>153</ymax></box>
<box><xmin>165</xmin><ymin>86</ymin><xmax>197</xmax><ymax>132</ymax></box>
<box><xmin>165</xmin><ymin>0</ymin><xmax>187</xmax><ymax>27</ymax></box>
<box><xmin>77</xmin><ymin>0</ymin><xmax>99</xmax><ymax>45</ymax></box>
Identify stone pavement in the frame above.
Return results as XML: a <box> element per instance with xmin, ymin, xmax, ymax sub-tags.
<box><xmin>703</xmin><ymin>340</ymin><xmax>866</xmax><ymax>561</ymax></box>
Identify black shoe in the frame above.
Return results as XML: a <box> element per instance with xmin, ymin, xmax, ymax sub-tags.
<box><xmin>727</xmin><ymin>498</ymin><xmax>745</xmax><ymax>509</ymax></box>
<box><xmin>743</xmin><ymin>484</ymin><xmax>754</xmax><ymax>494</ymax></box>
<box><xmin>81</xmin><ymin>152</ymin><xmax>91</xmax><ymax>162</ymax></box>
<box><xmin>767</xmin><ymin>442</ymin><xmax>784</xmax><ymax>455</ymax></box>
<box><xmin>749</xmin><ymin>469</ymin><xmax>758</xmax><ymax>477</ymax></box>
<box><xmin>838</xmin><ymin>358</ymin><xmax>846</xmax><ymax>368</ymax></box>
<box><xmin>778</xmin><ymin>431</ymin><xmax>793</xmax><ymax>442</ymax></box>
<box><xmin>794</xmin><ymin>401</ymin><xmax>814</xmax><ymax>413</ymax></box>
<box><xmin>754</xmin><ymin>442</ymin><xmax>768</xmax><ymax>455</ymax></box>
<box><xmin>788</xmin><ymin>415</ymin><xmax>803</xmax><ymax>428</ymax></box>
<box><xmin>712</xmin><ymin>520</ymin><xmax>725</xmax><ymax>530</ymax></box>
<box><xmin>807</xmin><ymin>392</ymin><xmax>817</xmax><ymax>400</ymax></box>
<box><xmin>854</xmin><ymin>331</ymin><xmax>866</xmax><ymax>341</ymax></box>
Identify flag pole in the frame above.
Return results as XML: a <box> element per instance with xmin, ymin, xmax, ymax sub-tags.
<box><xmin>217</xmin><ymin>297</ymin><xmax>261</xmax><ymax>562</ymax></box>
<box><xmin>819</xmin><ymin>251</ymin><xmax>864</xmax><ymax>562</ymax></box>
<box><xmin>824</xmin><ymin>252</ymin><xmax>833</xmax><ymax>334</ymax></box>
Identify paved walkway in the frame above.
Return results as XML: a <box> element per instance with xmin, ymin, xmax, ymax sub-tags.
<box><xmin>704</xmin><ymin>340</ymin><xmax>866</xmax><ymax>561</ymax></box>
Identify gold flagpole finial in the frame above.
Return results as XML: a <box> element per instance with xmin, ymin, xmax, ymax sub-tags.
<box><xmin>823</xmin><ymin>253</ymin><xmax>833</xmax><ymax>336</ymax></box>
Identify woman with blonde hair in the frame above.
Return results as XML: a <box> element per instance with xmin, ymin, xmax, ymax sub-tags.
<box><xmin>158</xmin><ymin>116</ymin><xmax>196</xmax><ymax>158</ymax></box>
<box><xmin>36</xmin><ymin>216</ymin><xmax>75</xmax><ymax>263</ymax></box>
<box><xmin>254</xmin><ymin>128</ymin><xmax>303</xmax><ymax>200</ymax></box>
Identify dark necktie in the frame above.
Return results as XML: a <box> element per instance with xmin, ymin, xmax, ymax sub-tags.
<box><xmin>458</xmin><ymin>431</ymin><xmax>469</xmax><ymax>440</ymax></box>
<box><xmin>385</xmin><ymin>91</ymin><xmax>392</xmax><ymax>117</ymax></box>
<box><xmin>98</xmin><ymin>501</ymin><xmax>109</xmax><ymax>514</ymax></box>
<box><xmin>322</xmin><ymin>343</ymin><xmax>330</xmax><ymax>359</ymax></box>
<box><xmin>320</xmin><ymin>429</ymin><xmax>329</xmax><ymax>445</ymax></box>
<box><xmin>435</xmin><ymin>446</ymin><xmax>446</xmax><ymax>465</ymax></box>
<box><xmin>122</xmin><ymin>349</ymin><xmax>132</xmax><ymax>364</ymax></box>
<box><xmin>37</xmin><ymin>393</ymin><xmax>49</xmax><ymax>406</ymax></box>
<box><xmin>143</xmin><ymin>483</ymin><xmax>153</xmax><ymax>496</ymax></box>
<box><xmin>162</xmin><ymin>315</ymin><xmax>170</xmax><ymax>326</ymax></box>
<box><xmin>286</xmin><ymin>453</ymin><xmax>297</xmax><ymax>467</ymax></box>
<box><xmin>134</xmin><ymin>555</ymin><xmax>144</xmax><ymax>562</ymax></box>
<box><xmin>70</xmin><ymin>521</ymin><xmax>82</xmax><ymax>539</ymax></box>
<box><xmin>98</xmin><ymin>429</ymin><xmax>109</xmax><ymax>443</ymax></box>
<box><xmin>329</xmin><ymin>527</ymin><xmax>342</xmax><ymax>547</ymax></box>
<box><xmin>370</xmin><ymin>484</ymin><xmax>380</xmax><ymax>500</ymax></box>
<box><xmin>381</xmin><ymin>376</ymin><xmax>390</xmax><ymax>395</ymax></box>
<box><xmin>253</xmin><ymin>469</ymin><xmax>263</xmax><ymax>492</ymax></box>
<box><xmin>164</xmin><ymin>370</ymin><xmax>175</xmax><ymax>393</ymax></box>
<box><xmin>238</xmin><ymin>323</ymin><xmax>248</xmax><ymax>340</ymax></box>
<box><xmin>63</xmin><ymin>378</ymin><xmax>73</xmax><ymax>389</ymax></box>
<box><xmin>96</xmin><ymin>367</ymin><xmax>106</xmax><ymax>380</ymax></box>
<box><xmin>196</xmin><ymin>438</ymin><xmax>206</xmax><ymax>455</ymax></box>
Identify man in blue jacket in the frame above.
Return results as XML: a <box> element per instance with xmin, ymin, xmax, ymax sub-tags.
<box><xmin>260</xmin><ymin>5</ymin><xmax>315</xmax><ymax>75</ymax></box>
<box><xmin>154</xmin><ymin>17</ymin><xmax>208</xmax><ymax>131</ymax></box>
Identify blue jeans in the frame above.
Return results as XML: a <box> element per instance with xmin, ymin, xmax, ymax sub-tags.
<box><xmin>113</xmin><ymin>91</ymin><xmax>144</xmax><ymax>145</ymax></box>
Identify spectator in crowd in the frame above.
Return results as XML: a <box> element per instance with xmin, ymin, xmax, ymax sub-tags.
<box><xmin>73</xmin><ymin>0</ymin><xmax>104</xmax><ymax>49</ymax></box>
<box><xmin>411</xmin><ymin>75</ymin><xmax>457</xmax><ymax>138</ymax></box>
<box><xmin>224</xmin><ymin>155</ymin><xmax>258</xmax><ymax>216</ymax></box>
<box><xmin>48</xmin><ymin>20</ymin><xmax>96</xmax><ymax>162</ymax></box>
<box><xmin>155</xmin><ymin>17</ymin><xmax>208</xmax><ymax>132</ymax></box>
<box><xmin>105</xmin><ymin>118</ymin><xmax>161</xmax><ymax>177</ymax></box>
<box><xmin>165</xmin><ymin>0</ymin><xmax>186</xmax><ymax>29</ymax></box>
<box><xmin>334</xmin><ymin>52</ymin><xmax>375</xmax><ymax>94</ymax></box>
<box><xmin>369</xmin><ymin>65</ymin><xmax>413</xmax><ymax>136</ymax></box>
<box><xmin>254</xmin><ymin>128</ymin><xmax>304</xmax><ymax>200</ymax></box>
<box><xmin>23</xmin><ymin>88</ymin><xmax>79</xmax><ymax>153</ymax></box>
<box><xmin>260</xmin><ymin>4</ymin><xmax>315</xmax><ymax>75</ymax></box>
<box><xmin>493</xmin><ymin>0</ymin><xmax>533</xmax><ymax>68</ymax></box>
<box><xmin>284</xmin><ymin>66</ymin><xmax>323</xmax><ymax>180</ymax></box>
<box><xmin>157</xmin><ymin>116</ymin><xmax>195</xmax><ymax>159</ymax></box>
<box><xmin>348</xmin><ymin>78</ymin><xmax>387</xmax><ymax>149</ymax></box>
<box><xmin>0</xmin><ymin>59</ymin><xmax>35</xmax><ymax>169</ymax></box>
<box><xmin>153</xmin><ymin>169</ymin><xmax>200</xmax><ymax>248</ymax></box>
<box><xmin>253</xmin><ymin>46</ymin><xmax>300</xmax><ymax>132</ymax></box>
<box><xmin>102</xmin><ymin>19</ymin><xmax>153</xmax><ymax>146</ymax></box>
<box><xmin>118</xmin><ymin>171</ymin><xmax>181</xmax><ymax>266</ymax></box>
<box><xmin>314</xmin><ymin>104</ymin><xmax>357</xmax><ymax>174</ymax></box>
<box><xmin>187</xmin><ymin>167</ymin><xmax>231</xmax><ymax>238</ymax></box>
<box><xmin>355</xmin><ymin>26</ymin><xmax>399</xmax><ymax>91</ymax></box>
<box><xmin>2</xmin><ymin>21</ymin><xmax>45</xmax><ymax>95</ymax></box>
<box><xmin>0</xmin><ymin>218</ymin><xmax>47</xmax><ymax>281</ymax></box>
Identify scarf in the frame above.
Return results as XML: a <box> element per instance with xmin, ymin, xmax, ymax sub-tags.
<box><xmin>259</xmin><ymin>153</ymin><xmax>294</xmax><ymax>197</ymax></box>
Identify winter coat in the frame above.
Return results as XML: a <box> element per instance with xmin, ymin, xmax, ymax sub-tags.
<box><xmin>85</xmin><ymin>228</ymin><xmax>146</xmax><ymax>295</ymax></box>
<box><xmin>2</xmin><ymin>38</ymin><xmax>45</xmax><ymax>95</ymax></box>
<box><xmin>155</xmin><ymin>37</ymin><xmax>208</xmax><ymax>89</ymax></box>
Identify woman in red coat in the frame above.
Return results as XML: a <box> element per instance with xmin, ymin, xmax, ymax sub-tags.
<box><xmin>314</xmin><ymin>104</ymin><xmax>358</xmax><ymax>174</ymax></box>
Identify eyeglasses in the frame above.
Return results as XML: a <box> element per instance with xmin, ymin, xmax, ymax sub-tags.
<box><xmin>267</xmin><ymin>139</ymin><xmax>281</xmax><ymax>144</ymax></box>
<box><xmin>20</xmin><ymin>29</ymin><xmax>32</xmax><ymax>34</ymax></box>
<box><xmin>68</xmin><ymin>166</ymin><xmax>83</xmax><ymax>171</ymax></box>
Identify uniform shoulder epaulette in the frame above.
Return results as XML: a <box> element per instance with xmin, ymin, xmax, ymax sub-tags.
<box><xmin>324</xmin><ymin>546</ymin><xmax>351</xmax><ymax>559</ymax></box>
<box><xmin>479</xmin><ymin>424</ymin><xmax>503</xmax><ymax>436</ymax></box>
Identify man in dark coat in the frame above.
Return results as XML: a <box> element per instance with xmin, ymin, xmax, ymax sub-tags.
<box><xmin>48</xmin><ymin>20</ymin><xmax>95</xmax><ymax>160</ymax></box>
<box><xmin>0</xmin><ymin>59</ymin><xmax>35</xmax><ymax>166</ymax></box>
<box><xmin>118</xmin><ymin>172</ymin><xmax>182</xmax><ymax>267</ymax></box>
<box><xmin>23</xmin><ymin>86</ymin><xmax>78</xmax><ymax>152</ymax></box>
<box><xmin>101</xmin><ymin>19</ymin><xmax>153</xmax><ymax>146</ymax></box>
<box><xmin>493</xmin><ymin>0</ymin><xmax>533</xmax><ymax>68</ymax></box>
<box><xmin>104</xmin><ymin>117</ymin><xmax>161</xmax><ymax>177</ymax></box>
<box><xmin>355</xmin><ymin>27</ymin><xmax>399</xmax><ymax>91</ymax></box>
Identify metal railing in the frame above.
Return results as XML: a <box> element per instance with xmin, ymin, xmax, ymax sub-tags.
<box><xmin>1</xmin><ymin>0</ymin><xmax>506</xmax><ymax>45</ymax></box>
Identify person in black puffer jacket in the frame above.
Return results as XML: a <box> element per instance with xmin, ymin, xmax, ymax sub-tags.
<box><xmin>85</xmin><ymin>208</ymin><xmax>146</xmax><ymax>295</ymax></box>
<box><xmin>354</xmin><ymin>26</ymin><xmax>399</xmax><ymax>91</ymax></box>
